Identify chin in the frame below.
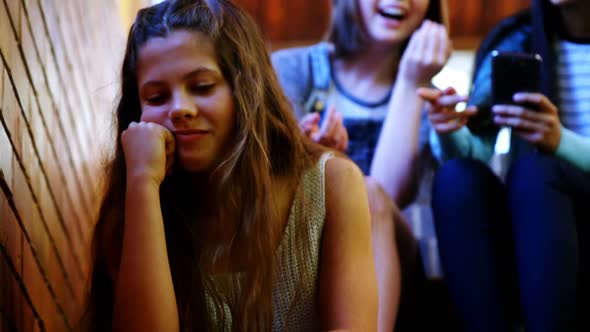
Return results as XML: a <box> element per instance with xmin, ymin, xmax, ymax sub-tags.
<box><xmin>177</xmin><ymin>155</ymin><xmax>213</xmax><ymax>173</ymax></box>
<box><xmin>372</xmin><ymin>29</ymin><xmax>412</xmax><ymax>45</ymax></box>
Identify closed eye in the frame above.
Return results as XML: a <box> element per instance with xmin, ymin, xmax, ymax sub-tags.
<box><xmin>145</xmin><ymin>94</ymin><xmax>168</xmax><ymax>105</ymax></box>
<box><xmin>189</xmin><ymin>83</ymin><xmax>215</xmax><ymax>95</ymax></box>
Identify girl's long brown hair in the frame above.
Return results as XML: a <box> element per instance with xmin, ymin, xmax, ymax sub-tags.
<box><xmin>88</xmin><ymin>1</ymin><xmax>323</xmax><ymax>330</ymax></box>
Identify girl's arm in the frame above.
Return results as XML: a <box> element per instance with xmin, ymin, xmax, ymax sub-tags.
<box><xmin>112</xmin><ymin>122</ymin><xmax>179</xmax><ymax>332</ymax></box>
<box><xmin>319</xmin><ymin>157</ymin><xmax>378</xmax><ymax>332</ymax></box>
<box><xmin>370</xmin><ymin>21</ymin><xmax>451</xmax><ymax>207</ymax></box>
<box><xmin>370</xmin><ymin>77</ymin><xmax>426</xmax><ymax>207</ymax></box>
<box><xmin>556</xmin><ymin>128</ymin><xmax>590</xmax><ymax>173</ymax></box>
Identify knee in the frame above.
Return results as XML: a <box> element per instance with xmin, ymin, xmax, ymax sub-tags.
<box><xmin>433</xmin><ymin>158</ymin><xmax>493</xmax><ymax>203</ymax></box>
<box><xmin>506</xmin><ymin>153</ymin><xmax>563</xmax><ymax>211</ymax></box>
<box><xmin>507</xmin><ymin>153</ymin><xmax>560</xmax><ymax>187</ymax></box>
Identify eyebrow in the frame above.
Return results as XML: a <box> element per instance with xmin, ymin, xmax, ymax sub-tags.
<box><xmin>140</xmin><ymin>67</ymin><xmax>221</xmax><ymax>89</ymax></box>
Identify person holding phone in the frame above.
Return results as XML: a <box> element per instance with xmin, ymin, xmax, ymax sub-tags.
<box><xmin>272</xmin><ymin>0</ymin><xmax>451</xmax><ymax>331</ymax></box>
<box><xmin>419</xmin><ymin>0</ymin><xmax>590</xmax><ymax>331</ymax></box>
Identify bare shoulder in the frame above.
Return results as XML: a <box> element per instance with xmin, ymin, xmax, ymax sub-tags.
<box><xmin>324</xmin><ymin>156</ymin><xmax>365</xmax><ymax>190</ymax></box>
<box><xmin>318</xmin><ymin>156</ymin><xmax>377</xmax><ymax>330</ymax></box>
<box><xmin>324</xmin><ymin>156</ymin><xmax>370</xmax><ymax>224</ymax></box>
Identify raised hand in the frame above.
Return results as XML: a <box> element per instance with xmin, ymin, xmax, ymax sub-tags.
<box><xmin>399</xmin><ymin>20</ymin><xmax>452</xmax><ymax>87</ymax></box>
<box><xmin>122</xmin><ymin>122</ymin><xmax>176</xmax><ymax>185</ymax></box>
<box><xmin>492</xmin><ymin>93</ymin><xmax>562</xmax><ymax>152</ymax></box>
<box><xmin>299</xmin><ymin>106</ymin><xmax>349</xmax><ymax>152</ymax></box>
<box><xmin>418</xmin><ymin>87</ymin><xmax>477</xmax><ymax>134</ymax></box>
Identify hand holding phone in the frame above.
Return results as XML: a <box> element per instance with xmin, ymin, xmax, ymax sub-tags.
<box><xmin>491</xmin><ymin>51</ymin><xmax>561</xmax><ymax>152</ymax></box>
<box><xmin>491</xmin><ymin>51</ymin><xmax>542</xmax><ymax>107</ymax></box>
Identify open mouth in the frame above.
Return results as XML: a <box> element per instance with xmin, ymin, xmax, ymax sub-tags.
<box><xmin>378</xmin><ymin>7</ymin><xmax>405</xmax><ymax>21</ymax></box>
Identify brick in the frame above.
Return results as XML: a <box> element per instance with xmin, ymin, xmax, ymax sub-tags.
<box><xmin>0</xmin><ymin>245</ymin><xmax>24</xmax><ymax>332</ymax></box>
<box><xmin>21</xmin><ymin>18</ymin><xmax>44</xmax><ymax>99</ymax></box>
<box><xmin>0</xmin><ymin>54</ymin><xmax>3</xmax><ymax>97</ymax></box>
<box><xmin>19</xmin><ymin>129</ymin><xmax>37</xmax><ymax>196</ymax></box>
<box><xmin>4</xmin><ymin>0</ymin><xmax>20</xmax><ymax>41</ymax></box>
<box><xmin>2</xmin><ymin>194</ymin><xmax>24</xmax><ymax>327</ymax></box>
<box><xmin>4</xmin><ymin>90</ymin><xmax>22</xmax><ymax>163</ymax></box>
<box><xmin>1</xmin><ymin>47</ymin><xmax>29</xmax><ymax>119</ymax></box>
<box><xmin>0</xmin><ymin>121</ymin><xmax>14</xmax><ymax>191</ymax></box>
<box><xmin>21</xmin><ymin>207</ymin><xmax>46</xmax><ymax>332</ymax></box>
<box><xmin>23</xmin><ymin>0</ymin><xmax>46</xmax><ymax>64</ymax></box>
<box><xmin>12</xmin><ymin>152</ymin><xmax>34</xmax><ymax>226</ymax></box>
<box><xmin>22</xmin><ymin>237</ymin><xmax>70</xmax><ymax>332</ymax></box>
<box><xmin>0</xmin><ymin>4</ymin><xmax>14</xmax><ymax>64</ymax></box>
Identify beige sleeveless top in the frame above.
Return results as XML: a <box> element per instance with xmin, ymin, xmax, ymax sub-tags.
<box><xmin>208</xmin><ymin>152</ymin><xmax>333</xmax><ymax>331</ymax></box>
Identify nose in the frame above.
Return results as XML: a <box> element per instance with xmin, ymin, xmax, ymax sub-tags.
<box><xmin>169</xmin><ymin>90</ymin><xmax>197</xmax><ymax>121</ymax></box>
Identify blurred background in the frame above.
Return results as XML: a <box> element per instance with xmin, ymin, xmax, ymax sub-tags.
<box><xmin>0</xmin><ymin>0</ymin><xmax>529</xmax><ymax>331</ymax></box>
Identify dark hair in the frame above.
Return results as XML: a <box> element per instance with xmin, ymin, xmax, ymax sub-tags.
<box><xmin>531</xmin><ymin>0</ymin><xmax>562</xmax><ymax>103</ymax></box>
<box><xmin>87</xmin><ymin>0</ymin><xmax>322</xmax><ymax>330</ymax></box>
<box><xmin>472</xmin><ymin>0</ymin><xmax>561</xmax><ymax>104</ymax></box>
<box><xmin>328</xmin><ymin>0</ymin><xmax>443</xmax><ymax>57</ymax></box>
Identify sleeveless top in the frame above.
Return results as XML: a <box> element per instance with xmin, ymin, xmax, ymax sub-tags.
<box><xmin>207</xmin><ymin>152</ymin><xmax>333</xmax><ymax>331</ymax></box>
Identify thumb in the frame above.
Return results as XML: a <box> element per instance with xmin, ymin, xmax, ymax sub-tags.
<box><xmin>301</xmin><ymin>113</ymin><xmax>320</xmax><ymax>134</ymax></box>
<box><xmin>417</xmin><ymin>87</ymin><xmax>443</xmax><ymax>102</ymax></box>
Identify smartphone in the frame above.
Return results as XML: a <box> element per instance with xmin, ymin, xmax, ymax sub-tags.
<box><xmin>491</xmin><ymin>51</ymin><xmax>542</xmax><ymax>106</ymax></box>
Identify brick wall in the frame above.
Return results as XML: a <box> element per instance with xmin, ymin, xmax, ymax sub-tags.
<box><xmin>0</xmin><ymin>0</ymin><xmax>140</xmax><ymax>331</ymax></box>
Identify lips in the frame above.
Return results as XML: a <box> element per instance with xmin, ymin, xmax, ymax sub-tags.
<box><xmin>174</xmin><ymin>129</ymin><xmax>210</xmax><ymax>143</ymax></box>
<box><xmin>174</xmin><ymin>129</ymin><xmax>210</xmax><ymax>135</ymax></box>
<box><xmin>378</xmin><ymin>6</ymin><xmax>406</xmax><ymax>21</ymax></box>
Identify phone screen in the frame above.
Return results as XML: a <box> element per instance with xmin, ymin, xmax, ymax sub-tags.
<box><xmin>491</xmin><ymin>51</ymin><xmax>542</xmax><ymax>106</ymax></box>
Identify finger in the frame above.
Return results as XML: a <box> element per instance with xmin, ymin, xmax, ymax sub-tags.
<box><xmin>512</xmin><ymin>128</ymin><xmax>544</xmax><ymax>145</ymax></box>
<box><xmin>442</xmin><ymin>86</ymin><xmax>457</xmax><ymax>96</ymax></box>
<box><xmin>437</xmin><ymin>24</ymin><xmax>451</xmax><ymax>63</ymax></box>
<box><xmin>300</xmin><ymin>113</ymin><xmax>320</xmax><ymax>136</ymax></box>
<box><xmin>492</xmin><ymin>104</ymin><xmax>551</xmax><ymax>122</ymax></box>
<box><xmin>438</xmin><ymin>94</ymin><xmax>468</xmax><ymax>108</ymax></box>
<box><xmin>513</xmin><ymin>92</ymin><xmax>558</xmax><ymax>114</ymax></box>
<box><xmin>338</xmin><ymin>126</ymin><xmax>349</xmax><ymax>152</ymax></box>
<box><xmin>417</xmin><ymin>87</ymin><xmax>443</xmax><ymax>102</ymax></box>
<box><xmin>405</xmin><ymin>26</ymin><xmax>419</xmax><ymax>55</ymax></box>
<box><xmin>424</xmin><ymin>22</ymin><xmax>437</xmax><ymax>63</ymax></box>
<box><xmin>300</xmin><ymin>112</ymin><xmax>320</xmax><ymax>127</ymax></box>
<box><xmin>463</xmin><ymin>106</ymin><xmax>478</xmax><ymax>116</ymax></box>
<box><xmin>429</xmin><ymin>110</ymin><xmax>470</xmax><ymax>123</ymax></box>
<box><xmin>305</xmin><ymin>112</ymin><xmax>321</xmax><ymax>125</ymax></box>
<box><xmin>434</xmin><ymin>116</ymin><xmax>469</xmax><ymax>134</ymax></box>
<box><xmin>493</xmin><ymin>114</ymin><xmax>547</xmax><ymax>132</ymax></box>
<box><xmin>319</xmin><ymin>107</ymin><xmax>337</xmax><ymax>137</ymax></box>
<box><xmin>411</xmin><ymin>21</ymin><xmax>428</xmax><ymax>57</ymax></box>
<box><xmin>323</xmin><ymin>112</ymin><xmax>343</xmax><ymax>146</ymax></box>
<box><xmin>332</xmin><ymin>124</ymin><xmax>345</xmax><ymax>152</ymax></box>
<box><xmin>166</xmin><ymin>154</ymin><xmax>175</xmax><ymax>176</ymax></box>
<box><xmin>430</xmin><ymin>23</ymin><xmax>445</xmax><ymax>63</ymax></box>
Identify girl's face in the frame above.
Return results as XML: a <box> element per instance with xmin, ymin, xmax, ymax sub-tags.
<box><xmin>136</xmin><ymin>30</ymin><xmax>236</xmax><ymax>173</ymax></box>
<box><xmin>358</xmin><ymin>0</ymin><xmax>430</xmax><ymax>46</ymax></box>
